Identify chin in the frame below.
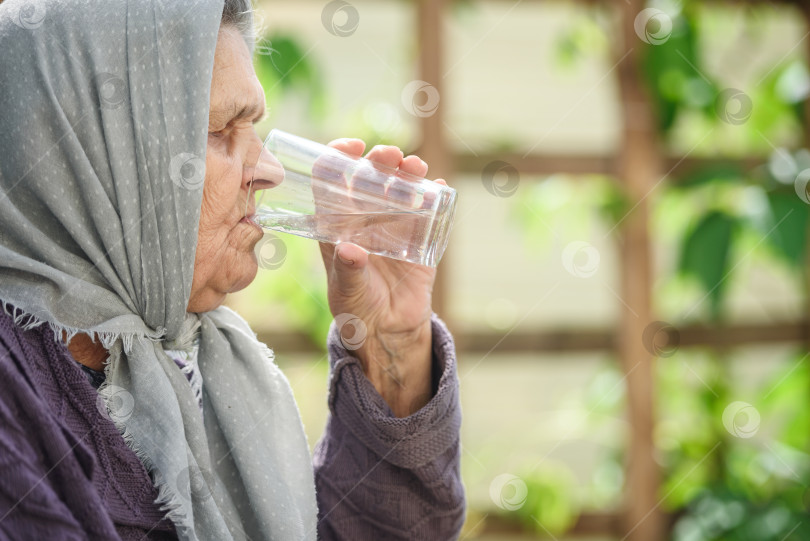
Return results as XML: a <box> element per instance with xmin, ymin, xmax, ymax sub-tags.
<box><xmin>229</xmin><ymin>256</ymin><xmax>259</xmax><ymax>294</ymax></box>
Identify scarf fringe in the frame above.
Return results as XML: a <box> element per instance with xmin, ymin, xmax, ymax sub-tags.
<box><xmin>2</xmin><ymin>302</ymin><xmax>47</xmax><ymax>332</ymax></box>
<box><xmin>1</xmin><ymin>301</ymin><xmax>166</xmax><ymax>355</ymax></box>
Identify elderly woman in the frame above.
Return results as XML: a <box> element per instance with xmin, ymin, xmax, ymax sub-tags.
<box><xmin>0</xmin><ymin>0</ymin><xmax>464</xmax><ymax>539</ymax></box>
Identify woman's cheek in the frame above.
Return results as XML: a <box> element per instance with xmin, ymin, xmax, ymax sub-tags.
<box><xmin>205</xmin><ymin>140</ymin><xmax>240</xmax><ymax>200</ymax></box>
<box><xmin>205</xmin><ymin>135</ymin><xmax>227</xmax><ymax>178</ymax></box>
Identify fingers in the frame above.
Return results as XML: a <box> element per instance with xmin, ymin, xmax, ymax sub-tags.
<box><xmin>315</xmin><ymin>138</ymin><xmax>365</xmax><ymax>196</ymax></box>
<box><xmin>364</xmin><ymin>150</ymin><xmax>426</xmax><ymax>206</ymax></box>
<box><xmin>329</xmin><ymin>141</ymin><xmax>432</xmax><ymax>180</ymax></box>
<box><xmin>323</xmin><ymin>141</ymin><xmax>443</xmax><ymax>213</ymax></box>
<box><xmin>365</xmin><ymin>147</ymin><xmax>428</xmax><ymax>180</ymax></box>
<box><xmin>399</xmin><ymin>155</ymin><xmax>428</xmax><ymax>178</ymax></box>
<box><xmin>386</xmin><ymin>177</ymin><xmax>416</xmax><ymax>205</ymax></box>
<box><xmin>365</xmin><ymin>145</ymin><xmax>404</xmax><ymax>170</ymax></box>
<box><xmin>328</xmin><ymin>138</ymin><xmax>365</xmax><ymax>157</ymax></box>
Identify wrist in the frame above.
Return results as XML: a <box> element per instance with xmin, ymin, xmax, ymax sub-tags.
<box><xmin>354</xmin><ymin>319</ymin><xmax>433</xmax><ymax>417</ymax></box>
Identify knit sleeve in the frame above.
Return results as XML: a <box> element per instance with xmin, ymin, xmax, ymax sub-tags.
<box><xmin>0</xmin><ymin>312</ymin><xmax>177</xmax><ymax>541</ymax></box>
<box><xmin>0</xmin><ymin>327</ymin><xmax>115</xmax><ymax>540</ymax></box>
<box><xmin>312</xmin><ymin>314</ymin><xmax>465</xmax><ymax>540</ymax></box>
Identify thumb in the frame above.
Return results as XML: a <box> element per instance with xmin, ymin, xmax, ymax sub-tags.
<box><xmin>331</xmin><ymin>243</ymin><xmax>369</xmax><ymax>296</ymax></box>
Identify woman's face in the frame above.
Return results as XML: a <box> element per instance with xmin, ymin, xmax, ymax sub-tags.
<box><xmin>187</xmin><ymin>27</ymin><xmax>280</xmax><ymax>313</ymax></box>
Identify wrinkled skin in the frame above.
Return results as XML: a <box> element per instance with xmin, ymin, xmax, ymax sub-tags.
<box><xmin>75</xmin><ymin>27</ymin><xmax>444</xmax><ymax>417</ymax></box>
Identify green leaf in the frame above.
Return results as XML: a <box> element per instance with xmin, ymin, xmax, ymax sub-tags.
<box><xmin>764</xmin><ymin>190</ymin><xmax>810</xmax><ymax>269</ymax></box>
<box><xmin>678</xmin><ymin>210</ymin><xmax>738</xmax><ymax>320</ymax></box>
<box><xmin>641</xmin><ymin>11</ymin><xmax>718</xmax><ymax>134</ymax></box>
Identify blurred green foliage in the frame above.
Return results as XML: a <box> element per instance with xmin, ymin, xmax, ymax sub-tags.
<box><xmin>254</xmin><ymin>32</ymin><xmax>327</xmax><ymax>120</ymax></box>
<box><xmin>513</xmin><ymin>465</ymin><xmax>579</xmax><ymax>536</ymax></box>
<box><xmin>662</xmin><ymin>348</ymin><xmax>810</xmax><ymax>541</ymax></box>
<box><xmin>633</xmin><ymin>147</ymin><xmax>810</xmax><ymax>539</ymax></box>
<box><xmin>642</xmin><ymin>6</ymin><xmax>716</xmax><ymax>134</ymax></box>
<box><xmin>245</xmin><ymin>3</ymin><xmax>810</xmax><ymax>538</ymax></box>
<box><xmin>513</xmin><ymin>1</ymin><xmax>810</xmax><ymax>539</ymax></box>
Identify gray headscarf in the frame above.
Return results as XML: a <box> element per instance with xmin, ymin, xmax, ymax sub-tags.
<box><xmin>0</xmin><ymin>1</ymin><xmax>317</xmax><ymax>539</ymax></box>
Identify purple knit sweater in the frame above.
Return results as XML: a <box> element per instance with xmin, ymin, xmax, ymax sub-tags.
<box><xmin>0</xmin><ymin>310</ymin><xmax>464</xmax><ymax>540</ymax></box>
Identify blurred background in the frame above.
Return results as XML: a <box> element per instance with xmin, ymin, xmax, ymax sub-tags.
<box><xmin>227</xmin><ymin>0</ymin><xmax>810</xmax><ymax>539</ymax></box>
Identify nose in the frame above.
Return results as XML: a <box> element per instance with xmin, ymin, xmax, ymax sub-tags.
<box><xmin>246</xmin><ymin>145</ymin><xmax>284</xmax><ymax>190</ymax></box>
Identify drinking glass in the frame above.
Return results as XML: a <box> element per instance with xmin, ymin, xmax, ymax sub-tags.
<box><xmin>249</xmin><ymin>130</ymin><xmax>457</xmax><ymax>267</ymax></box>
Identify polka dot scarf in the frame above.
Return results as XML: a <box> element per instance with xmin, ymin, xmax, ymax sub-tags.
<box><xmin>0</xmin><ymin>1</ymin><xmax>317</xmax><ymax>539</ymax></box>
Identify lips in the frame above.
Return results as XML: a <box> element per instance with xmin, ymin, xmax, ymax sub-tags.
<box><xmin>239</xmin><ymin>213</ymin><xmax>262</xmax><ymax>233</ymax></box>
<box><xmin>240</xmin><ymin>203</ymin><xmax>257</xmax><ymax>221</ymax></box>
<box><xmin>239</xmin><ymin>198</ymin><xmax>258</xmax><ymax>225</ymax></box>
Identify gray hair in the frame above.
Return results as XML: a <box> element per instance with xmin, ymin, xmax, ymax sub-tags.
<box><xmin>221</xmin><ymin>0</ymin><xmax>256</xmax><ymax>53</ymax></box>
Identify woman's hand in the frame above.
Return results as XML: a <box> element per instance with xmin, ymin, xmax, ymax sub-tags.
<box><xmin>319</xmin><ymin>139</ymin><xmax>445</xmax><ymax>418</ymax></box>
